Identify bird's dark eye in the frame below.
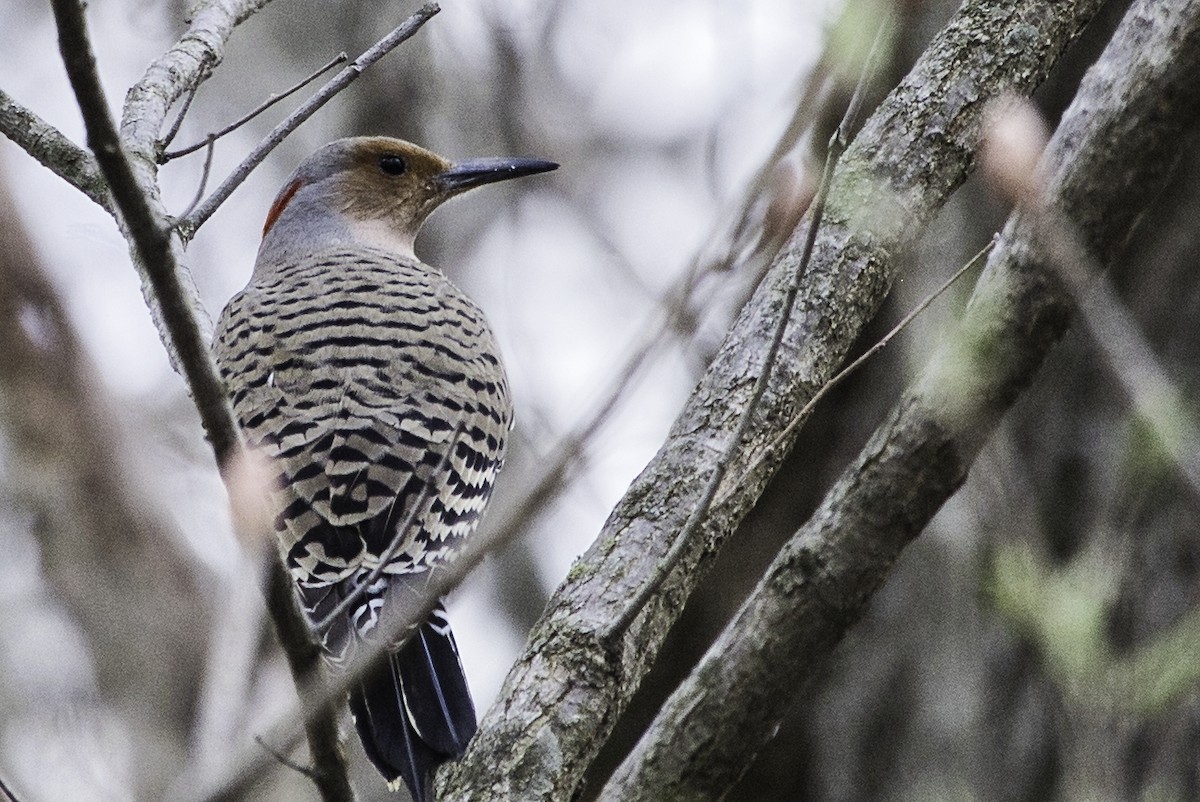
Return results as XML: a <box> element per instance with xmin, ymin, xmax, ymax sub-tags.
<box><xmin>379</xmin><ymin>154</ymin><xmax>408</xmax><ymax>176</ymax></box>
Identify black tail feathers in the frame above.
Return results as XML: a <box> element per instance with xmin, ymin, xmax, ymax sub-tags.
<box><xmin>349</xmin><ymin>603</ymin><xmax>477</xmax><ymax>801</ymax></box>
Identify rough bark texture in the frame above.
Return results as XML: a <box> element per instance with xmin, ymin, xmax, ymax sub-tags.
<box><xmin>439</xmin><ymin>1</ymin><xmax>1106</xmax><ymax>799</ymax></box>
<box><xmin>598</xmin><ymin>1</ymin><xmax>1200</xmax><ymax>799</ymax></box>
<box><xmin>0</xmin><ymin>89</ymin><xmax>109</xmax><ymax>211</ymax></box>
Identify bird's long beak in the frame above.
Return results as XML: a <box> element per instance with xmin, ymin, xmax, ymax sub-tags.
<box><xmin>434</xmin><ymin>157</ymin><xmax>558</xmax><ymax>192</ymax></box>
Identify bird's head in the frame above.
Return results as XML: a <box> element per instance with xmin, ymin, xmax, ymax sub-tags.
<box><xmin>258</xmin><ymin>137</ymin><xmax>557</xmax><ymax>264</ymax></box>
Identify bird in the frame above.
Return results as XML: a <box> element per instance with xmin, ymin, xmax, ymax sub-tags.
<box><xmin>213</xmin><ymin>136</ymin><xmax>557</xmax><ymax>800</ymax></box>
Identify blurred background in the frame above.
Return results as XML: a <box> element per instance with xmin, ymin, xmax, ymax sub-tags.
<box><xmin>3</xmin><ymin>0</ymin><xmax>1199</xmax><ymax>799</ymax></box>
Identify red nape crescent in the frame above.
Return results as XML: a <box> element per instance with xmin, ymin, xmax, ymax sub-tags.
<box><xmin>262</xmin><ymin>179</ymin><xmax>303</xmax><ymax>237</ymax></box>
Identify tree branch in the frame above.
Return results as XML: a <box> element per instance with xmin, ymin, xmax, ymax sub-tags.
<box><xmin>0</xmin><ymin>89</ymin><xmax>111</xmax><ymax>212</ymax></box>
<box><xmin>597</xmin><ymin>2</ymin><xmax>1200</xmax><ymax>799</ymax></box>
<box><xmin>606</xmin><ymin>21</ymin><xmax>889</xmax><ymax>643</ymax></box>
<box><xmin>50</xmin><ymin>1</ymin><xmax>358</xmax><ymax>799</ymax></box>
<box><xmin>439</xmin><ymin>1</ymin><xmax>1107</xmax><ymax>799</ymax></box>
<box><xmin>178</xmin><ymin>2</ymin><xmax>440</xmax><ymax>237</ymax></box>
<box><xmin>163</xmin><ymin>51</ymin><xmax>348</xmax><ymax>161</ymax></box>
<box><xmin>50</xmin><ymin>0</ymin><xmax>242</xmax><ymax>468</ymax></box>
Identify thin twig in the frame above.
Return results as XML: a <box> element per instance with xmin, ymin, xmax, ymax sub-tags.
<box><xmin>254</xmin><ymin>735</ymin><xmax>318</xmax><ymax>780</ymax></box>
<box><xmin>163</xmin><ymin>52</ymin><xmax>348</xmax><ymax>161</ymax></box>
<box><xmin>314</xmin><ymin>422</ymin><xmax>466</xmax><ymax>635</ymax></box>
<box><xmin>177</xmin><ymin>137</ymin><xmax>217</xmax><ymax>223</ymax></box>
<box><xmin>0</xmin><ymin>775</ymin><xmax>21</xmax><ymax>802</ymax></box>
<box><xmin>716</xmin><ymin>236</ymin><xmax>996</xmax><ymax>507</ymax></box>
<box><xmin>603</xmin><ymin>22</ymin><xmax>889</xmax><ymax>643</ymax></box>
<box><xmin>179</xmin><ymin>3</ymin><xmax>440</xmax><ymax>238</ymax></box>
<box><xmin>160</xmin><ymin>78</ymin><xmax>202</xmax><ymax>152</ymax></box>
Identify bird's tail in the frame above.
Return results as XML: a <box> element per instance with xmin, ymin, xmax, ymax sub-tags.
<box><xmin>349</xmin><ymin>602</ymin><xmax>477</xmax><ymax>801</ymax></box>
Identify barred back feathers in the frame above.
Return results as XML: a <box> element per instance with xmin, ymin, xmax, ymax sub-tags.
<box><xmin>213</xmin><ymin>137</ymin><xmax>556</xmax><ymax>800</ymax></box>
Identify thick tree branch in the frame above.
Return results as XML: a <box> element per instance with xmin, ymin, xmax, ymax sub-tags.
<box><xmin>439</xmin><ymin>1</ymin><xmax>1106</xmax><ymax>799</ymax></box>
<box><xmin>0</xmin><ymin>89</ymin><xmax>111</xmax><ymax>212</ymax></box>
<box><xmin>597</xmin><ymin>2</ymin><xmax>1200</xmax><ymax>799</ymax></box>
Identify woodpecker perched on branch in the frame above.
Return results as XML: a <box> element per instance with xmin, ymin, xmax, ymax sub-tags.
<box><xmin>214</xmin><ymin>136</ymin><xmax>556</xmax><ymax>799</ymax></box>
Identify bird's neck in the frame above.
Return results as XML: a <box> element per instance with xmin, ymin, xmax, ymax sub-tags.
<box><xmin>256</xmin><ymin>210</ymin><xmax>417</xmax><ymax>272</ymax></box>
<box><xmin>255</xmin><ymin>186</ymin><xmax>419</xmax><ymax>271</ymax></box>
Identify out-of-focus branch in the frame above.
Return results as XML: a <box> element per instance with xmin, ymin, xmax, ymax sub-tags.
<box><xmin>0</xmin><ymin>168</ymin><xmax>204</xmax><ymax>794</ymax></box>
<box><xmin>178</xmin><ymin>2</ymin><xmax>440</xmax><ymax>237</ymax></box>
<box><xmin>439</xmin><ymin>1</ymin><xmax>1106</xmax><ymax>800</ymax></box>
<box><xmin>0</xmin><ymin>89</ymin><xmax>111</xmax><ymax>212</ymax></box>
<box><xmin>1049</xmin><ymin>237</ymin><xmax>1200</xmax><ymax>495</ymax></box>
<box><xmin>596</xmin><ymin>2</ymin><xmax>1200</xmax><ymax>800</ymax></box>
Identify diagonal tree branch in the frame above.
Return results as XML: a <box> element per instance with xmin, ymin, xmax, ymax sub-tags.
<box><xmin>177</xmin><ymin>2</ymin><xmax>440</xmax><ymax>237</ymax></box>
<box><xmin>163</xmin><ymin>51</ymin><xmax>348</xmax><ymax>161</ymax></box>
<box><xmin>439</xmin><ymin>1</ymin><xmax>1107</xmax><ymax>799</ymax></box>
<box><xmin>596</xmin><ymin>1</ymin><xmax>1200</xmax><ymax>799</ymax></box>
<box><xmin>0</xmin><ymin>89</ymin><xmax>111</xmax><ymax>212</ymax></box>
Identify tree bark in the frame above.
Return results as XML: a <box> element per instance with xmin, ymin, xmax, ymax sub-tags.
<box><xmin>439</xmin><ymin>1</ymin><xmax>1107</xmax><ymax>799</ymax></box>
<box><xmin>599</xmin><ymin>1</ymin><xmax>1200</xmax><ymax>799</ymax></box>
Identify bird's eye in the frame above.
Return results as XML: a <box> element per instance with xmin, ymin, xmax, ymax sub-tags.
<box><xmin>379</xmin><ymin>154</ymin><xmax>408</xmax><ymax>176</ymax></box>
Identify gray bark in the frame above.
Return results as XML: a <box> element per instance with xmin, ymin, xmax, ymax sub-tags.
<box><xmin>439</xmin><ymin>1</ymin><xmax>1107</xmax><ymax>799</ymax></box>
<box><xmin>598</xmin><ymin>0</ymin><xmax>1200</xmax><ymax>799</ymax></box>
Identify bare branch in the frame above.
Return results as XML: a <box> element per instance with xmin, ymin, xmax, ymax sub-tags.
<box><xmin>122</xmin><ymin>0</ymin><xmax>279</xmax><ymax>156</ymax></box>
<box><xmin>597</xmin><ymin>2</ymin><xmax>1200</xmax><ymax>799</ymax></box>
<box><xmin>0</xmin><ymin>88</ymin><xmax>111</xmax><ymax>212</ymax></box>
<box><xmin>606</xmin><ymin>21</ymin><xmax>890</xmax><ymax>642</ymax></box>
<box><xmin>51</xmin><ymin>1</ymin><xmax>360</xmax><ymax>798</ymax></box>
<box><xmin>50</xmin><ymin>0</ymin><xmax>242</xmax><ymax>469</ymax></box>
<box><xmin>719</xmin><ymin>236</ymin><xmax>995</xmax><ymax>507</ymax></box>
<box><xmin>263</xmin><ymin>559</ymin><xmax>357</xmax><ymax>802</ymax></box>
<box><xmin>178</xmin><ymin>3</ymin><xmax>441</xmax><ymax>237</ymax></box>
<box><xmin>439</xmin><ymin>1</ymin><xmax>1108</xmax><ymax>799</ymax></box>
<box><xmin>160</xmin><ymin>78</ymin><xmax>202</xmax><ymax>151</ymax></box>
<box><xmin>177</xmin><ymin>137</ymin><xmax>217</xmax><ymax>223</ymax></box>
<box><xmin>254</xmin><ymin>736</ymin><xmax>318</xmax><ymax>780</ymax></box>
<box><xmin>163</xmin><ymin>51</ymin><xmax>349</xmax><ymax>162</ymax></box>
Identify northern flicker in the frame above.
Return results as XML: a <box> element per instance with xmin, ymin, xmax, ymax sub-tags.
<box><xmin>213</xmin><ymin>136</ymin><xmax>556</xmax><ymax>799</ymax></box>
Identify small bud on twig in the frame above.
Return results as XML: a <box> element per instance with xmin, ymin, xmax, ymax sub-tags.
<box><xmin>980</xmin><ymin>93</ymin><xmax>1050</xmax><ymax>205</ymax></box>
<box><xmin>226</xmin><ymin>447</ymin><xmax>278</xmax><ymax>552</ymax></box>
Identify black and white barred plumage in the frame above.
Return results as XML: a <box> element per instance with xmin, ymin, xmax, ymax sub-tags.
<box><xmin>213</xmin><ymin>137</ymin><xmax>554</xmax><ymax>800</ymax></box>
